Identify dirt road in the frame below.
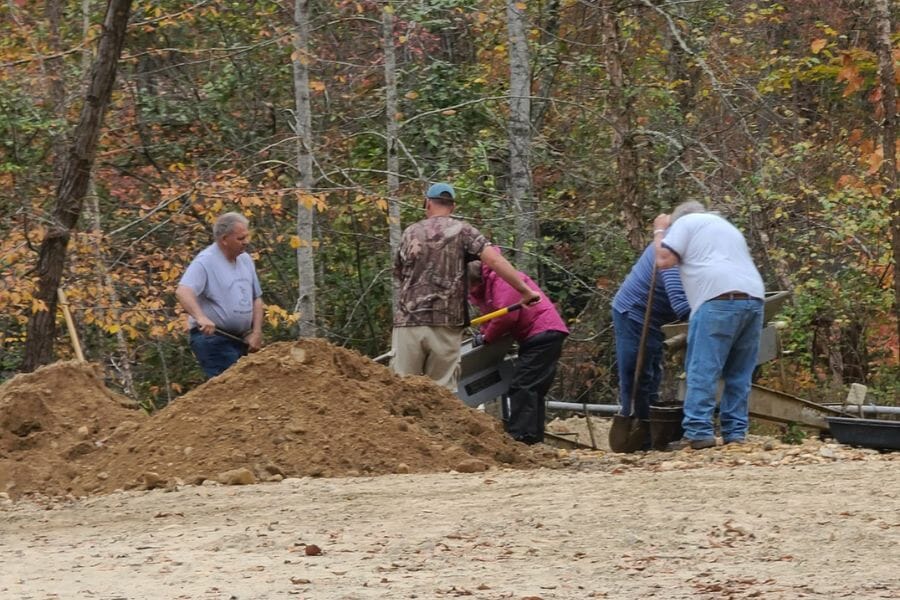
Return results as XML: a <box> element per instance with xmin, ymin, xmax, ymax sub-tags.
<box><xmin>3</xmin><ymin>459</ymin><xmax>898</xmax><ymax>599</ymax></box>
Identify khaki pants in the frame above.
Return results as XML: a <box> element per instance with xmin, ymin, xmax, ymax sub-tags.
<box><xmin>390</xmin><ymin>326</ymin><xmax>463</xmax><ymax>391</ymax></box>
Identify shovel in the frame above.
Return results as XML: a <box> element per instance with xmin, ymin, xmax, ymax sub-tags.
<box><xmin>609</xmin><ymin>265</ymin><xmax>657</xmax><ymax>453</ymax></box>
<box><xmin>470</xmin><ymin>303</ymin><xmax>522</xmax><ymax>327</ymax></box>
<box><xmin>373</xmin><ymin>303</ymin><xmax>523</xmax><ymax>365</ymax></box>
<box><xmin>214</xmin><ymin>327</ymin><xmax>249</xmax><ymax>347</ymax></box>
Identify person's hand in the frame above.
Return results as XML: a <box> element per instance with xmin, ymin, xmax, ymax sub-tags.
<box><xmin>520</xmin><ymin>289</ymin><xmax>541</xmax><ymax>307</ymax></box>
<box><xmin>245</xmin><ymin>331</ymin><xmax>263</xmax><ymax>352</ymax></box>
<box><xmin>197</xmin><ymin>315</ymin><xmax>216</xmax><ymax>335</ymax></box>
<box><xmin>472</xmin><ymin>332</ymin><xmax>485</xmax><ymax>347</ymax></box>
<box><xmin>653</xmin><ymin>213</ymin><xmax>671</xmax><ymax>232</ymax></box>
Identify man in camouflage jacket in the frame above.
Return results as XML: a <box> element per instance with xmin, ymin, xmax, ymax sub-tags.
<box><xmin>391</xmin><ymin>182</ymin><xmax>540</xmax><ymax>391</ymax></box>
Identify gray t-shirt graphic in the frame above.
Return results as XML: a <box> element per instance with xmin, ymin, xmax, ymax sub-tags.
<box><xmin>179</xmin><ymin>243</ymin><xmax>262</xmax><ymax>333</ymax></box>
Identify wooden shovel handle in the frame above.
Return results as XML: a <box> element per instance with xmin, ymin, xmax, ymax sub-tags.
<box><xmin>628</xmin><ymin>266</ymin><xmax>657</xmax><ymax>417</ymax></box>
<box><xmin>58</xmin><ymin>287</ymin><xmax>85</xmax><ymax>362</ymax></box>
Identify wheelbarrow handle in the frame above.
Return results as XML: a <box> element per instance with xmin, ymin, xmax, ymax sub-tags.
<box><xmin>470</xmin><ymin>303</ymin><xmax>522</xmax><ymax>327</ymax></box>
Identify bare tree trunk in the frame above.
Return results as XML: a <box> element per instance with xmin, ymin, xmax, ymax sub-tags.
<box><xmin>292</xmin><ymin>0</ymin><xmax>317</xmax><ymax>338</ymax></box>
<box><xmin>530</xmin><ymin>0</ymin><xmax>562</xmax><ymax>135</ymax></box>
<box><xmin>22</xmin><ymin>0</ymin><xmax>133</xmax><ymax>372</ymax></box>
<box><xmin>46</xmin><ymin>0</ymin><xmax>67</xmax><ymax>177</ymax></box>
<box><xmin>600</xmin><ymin>1</ymin><xmax>643</xmax><ymax>252</ymax></box>
<box><xmin>382</xmin><ymin>1</ymin><xmax>401</xmax><ymax>314</ymax></box>
<box><xmin>76</xmin><ymin>0</ymin><xmax>136</xmax><ymax>396</ymax></box>
<box><xmin>507</xmin><ymin>0</ymin><xmax>536</xmax><ymax>271</ymax></box>
<box><xmin>872</xmin><ymin>0</ymin><xmax>899</xmax><ymax>359</ymax></box>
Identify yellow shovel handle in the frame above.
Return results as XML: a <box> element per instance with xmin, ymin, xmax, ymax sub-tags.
<box><xmin>470</xmin><ymin>303</ymin><xmax>522</xmax><ymax>327</ymax></box>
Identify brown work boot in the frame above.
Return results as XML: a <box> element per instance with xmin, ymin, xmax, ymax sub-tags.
<box><xmin>666</xmin><ymin>437</ymin><xmax>717</xmax><ymax>451</ymax></box>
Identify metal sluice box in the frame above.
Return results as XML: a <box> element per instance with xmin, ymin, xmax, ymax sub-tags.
<box><xmin>826</xmin><ymin>417</ymin><xmax>900</xmax><ymax>451</ymax></box>
<box><xmin>456</xmin><ymin>337</ymin><xmax>516</xmax><ymax>408</ymax></box>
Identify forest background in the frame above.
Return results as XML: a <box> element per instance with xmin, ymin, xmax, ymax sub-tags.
<box><xmin>1</xmin><ymin>0</ymin><xmax>898</xmax><ymax>409</ymax></box>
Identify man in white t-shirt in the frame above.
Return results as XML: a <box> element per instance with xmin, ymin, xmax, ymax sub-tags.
<box><xmin>176</xmin><ymin>212</ymin><xmax>264</xmax><ymax>378</ymax></box>
<box><xmin>653</xmin><ymin>201</ymin><xmax>764</xmax><ymax>449</ymax></box>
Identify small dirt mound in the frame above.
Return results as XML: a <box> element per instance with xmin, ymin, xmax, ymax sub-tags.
<box><xmin>0</xmin><ymin>361</ymin><xmax>144</xmax><ymax>498</ymax></box>
<box><xmin>73</xmin><ymin>339</ymin><xmax>546</xmax><ymax>495</ymax></box>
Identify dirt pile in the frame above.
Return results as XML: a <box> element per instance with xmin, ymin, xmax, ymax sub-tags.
<box><xmin>0</xmin><ymin>361</ymin><xmax>145</xmax><ymax>498</ymax></box>
<box><xmin>1</xmin><ymin>339</ymin><xmax>547</xmax><ymax>499</ymax></box>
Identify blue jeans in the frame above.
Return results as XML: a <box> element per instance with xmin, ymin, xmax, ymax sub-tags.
<box><xmin>612</xmin><ymin>309</ymin><xmax>664</xmax><ymax>420</ymax></box>
<box><xmin>682</xmin><ymin>298</ymin><xmax>763</xmax><ymax>442</ymax></box>
<box><xmin>189</xmin><ymin>330</ymin><xmax>247</xmax><ymax>378</ymax></box>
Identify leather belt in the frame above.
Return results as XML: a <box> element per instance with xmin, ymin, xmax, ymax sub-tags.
<box><xmin>190</xmin><ymin>327</ymin><xmax>246</xmax><ymax>339</ymax></box>
<box><xmin>711</xmin><ymin>291</ymin><xmax>752</xmax><ymax>301</ymax></box>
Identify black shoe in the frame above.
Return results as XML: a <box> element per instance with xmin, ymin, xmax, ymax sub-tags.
<box><xmin>513</xmin><ymin>435</ymin><xmax>542</xmax><ymax>445</ymax></box>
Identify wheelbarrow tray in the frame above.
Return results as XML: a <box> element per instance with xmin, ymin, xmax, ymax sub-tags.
<box><xmin>826</xmin><ymin>416</ymin><xmax>900</xmax><ymax>451</ymax></box>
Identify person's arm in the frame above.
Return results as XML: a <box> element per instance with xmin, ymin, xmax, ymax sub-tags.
<box><xmin>653</xmin><ymin>214</ymin><xmax>679</xmax><ymax>269</ymax></box>
<box><xmin>480</xmin><ymin>246</ymin><xmax>540</xmax><ymax>306</ymax></box>
<box><xmin>175</xmin><ymin>285</ymin><xmax>216</xmax><ymax>335</ymax></box>
<box><xmin>660</xmin><ymin>268</ymin><xmax>691</xmax><ymax>321</ymax></box>
<box><xmin>245</xmin><ymin>297</ymin><xmax>264</xmax><ymax>352</ymax></box>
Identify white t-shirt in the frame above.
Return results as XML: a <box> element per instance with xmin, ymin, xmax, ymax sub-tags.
<box><xmin>661</xmin><ymin>213</ymin><xmax>764</xmax><ymax>311</ymax></box>
<box><xmin>179</xmin><ymin>243</ymin><xmax>262</xmax><ymax>333</ymax></box>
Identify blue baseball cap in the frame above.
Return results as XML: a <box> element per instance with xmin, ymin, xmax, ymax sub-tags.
<box><xmin>426</xmin><ymin>182</ymin><xmax>455</xmax><ymax>200</ymax></box>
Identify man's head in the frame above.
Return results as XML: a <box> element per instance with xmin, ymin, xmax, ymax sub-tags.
<box><xmin>467</xmin><ymin>260</ymin><xmax>483</xmax><ymax>286</ymax></box>
<box><xmin>424</xmin><ymin>182</ymin><xmax>456</xmax><ymax>215</ymax></box>
<box><xmin>671</xmin><ymin>200</ymin><xmax>706</xmax><ymax>223</ymax></box>
<box><xmin>214</xmin><ymin>212</ymin><xmax>250</xmax><ymax>260</ymax></box>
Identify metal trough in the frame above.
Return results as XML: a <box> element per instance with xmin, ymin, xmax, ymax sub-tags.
<box><xmin>826</xmin><ymin>417</ymin><xmax>900</xmax><ymax>451</ymax></box>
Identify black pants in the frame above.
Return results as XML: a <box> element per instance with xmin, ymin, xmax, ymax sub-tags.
<box><xmin>505</xmin><ymin>330</ymin><xmax>567</xmax><ymax>444</ymax></box>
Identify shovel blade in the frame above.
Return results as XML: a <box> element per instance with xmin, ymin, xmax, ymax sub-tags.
<box><xmin>608</xmin><ymin>414</ymin><xmax>650</xmax><ymax>453</ymax></box>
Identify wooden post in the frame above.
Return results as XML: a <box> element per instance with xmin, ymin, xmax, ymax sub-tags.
<box><xmin>57</xmin><ymin>287</ymin><xmax>85</xmax><ymax>362</ymax></box>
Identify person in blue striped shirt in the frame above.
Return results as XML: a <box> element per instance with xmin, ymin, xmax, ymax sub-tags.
<box><xmin>612</xmin><ymin>243</ymin><xmax>691</xmax><ymax>423</ymax></box>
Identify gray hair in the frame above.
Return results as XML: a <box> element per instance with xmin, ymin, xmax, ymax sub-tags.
<box><xmin>213</xmin><ymin>212</ymin><xmax>249</xmax><ymax>240</ymax></box>
<box><xmin>671</xmin><ymin>200</ymin><xmax>706</xmax><ymax>223</ymax></box>
<box><xmin>467</xmin><ymin>260</ymin><xmax>483</xmax><ymax>284</ymax></box>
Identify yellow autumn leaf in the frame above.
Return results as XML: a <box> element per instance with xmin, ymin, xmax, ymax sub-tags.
<box><xmin>310</xmin><ymin>80</ymin><xmax>325</xmax><ymax>92</ymax></box>
<box><xmin>811</xmin><ymin>39</ymin><xmax>827</xmax><ymax>54</ymax></box>
<box><xmin>109</xmin><ymin>324</ymin><xmax>121</xmax><ymax>334</ymax></box>
<box><xmin>515</xmin><ymin>2</ymin><xmax>526</xmax><ymax>9</ymax></box>
<box><xmin>375</xmin><ymin>198</ymin><xmax>388</xmax><ymax>211</ymax></box>
<box><xmin>298</xmin><ymin>192</ymin><xmax>318</xmax><ymax>210</ymax></box>
<box><xmin>405</xmin><ymin>90</ymin><xmax>419</xmax><ymax>100</ymax></box>
<box><xmin>384</xmin><ymin>4</ymin><xmax>394</xmax><ymax>14</ymax></box>
<box><xmin>289</xmin><ymin>235</ymin><xmax>301</xmax><ymax>249</ymax></box>
<box><xmin>31</xmin><ymin>298</ymin><xmax>48</xmax><ymax>313</ymax></box>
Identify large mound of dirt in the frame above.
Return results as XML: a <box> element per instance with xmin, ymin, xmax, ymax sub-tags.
<box><xmin>0</xmin><ymin>361</ymin><xmax>145</xmax><ymax>498</ymax></box>
<box><xmin>1</xmin><ymin>340</ymin><xmax>547</xmax><ymax>499</ymax></box>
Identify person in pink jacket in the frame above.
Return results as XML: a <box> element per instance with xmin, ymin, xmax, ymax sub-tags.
<box><xmin>468</xmin><ymin>259</ymin><xmax>569</xmax><ymax>444</ymax></box>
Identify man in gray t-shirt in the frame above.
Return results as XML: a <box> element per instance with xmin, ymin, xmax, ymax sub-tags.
<box><xmin>176</xmin><ymin>212</ymin><xmax>264</xmax><ymax>378</ymax></box>
<box><xmin>654</xmin><ymin>201</ymin><xmax>764</xmax><ymax>449</ymax></box>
